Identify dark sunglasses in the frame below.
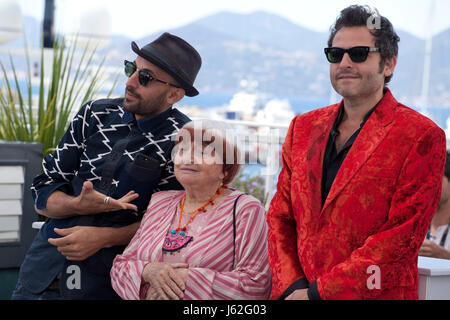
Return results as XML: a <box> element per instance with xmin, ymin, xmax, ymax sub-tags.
<box><xmin>124</xmin><ymin>60</ymin><xmax>181</xmax><ymax>88</ymax></box>
<box><xmin>324</xmin><ymin>46</ymin><xmax>380</xmax><ymax>63</ymax></box>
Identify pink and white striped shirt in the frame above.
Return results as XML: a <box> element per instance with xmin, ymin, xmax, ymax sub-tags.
<box><xmin>110</xmin><ymin>190</ymin><xmax>271</xmax><ymax>300</ymax></box>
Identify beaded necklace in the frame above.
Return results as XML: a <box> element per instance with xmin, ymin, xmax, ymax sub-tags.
<box><xmin>162</xmin><ymin>185</ymin><xmax>227</xmax><ymax>252</ymax></box>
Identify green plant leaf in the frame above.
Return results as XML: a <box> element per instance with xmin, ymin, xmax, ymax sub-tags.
<box><xmin>0</xmin><ymin>34</ymin><xmax>115</xmax><ymax>159</ymax></box>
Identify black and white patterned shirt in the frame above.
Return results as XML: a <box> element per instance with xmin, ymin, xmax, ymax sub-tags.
<box><xmin>31</xmin><ymin>97</ymin><xmax>191</xmax><ymax>221</ymax></box>
<box><xmin>20</xmin><ymin>98</ymin><xmax>190</xmax><ymax>298</ymax></box>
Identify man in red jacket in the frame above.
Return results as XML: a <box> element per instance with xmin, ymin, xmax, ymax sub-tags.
<box><xmin>267</xmin><ymin>5</ymin><xmax>447</xmax><ymax>300</ymax></box>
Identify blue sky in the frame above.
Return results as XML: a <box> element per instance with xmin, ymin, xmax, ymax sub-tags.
<box><xmin>17</xmin><ymin>0</ymin><xmax>450</xmax><ymax>39</ymax></box>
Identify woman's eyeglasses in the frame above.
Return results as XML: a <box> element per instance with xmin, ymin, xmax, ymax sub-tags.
<box><xmin>124</xmin><ymin>60</ymin><xmax>181</xmax><ymax>88</ymax></box>
<box><xmin>324</xmin><ymin>46</ymin><xmax>380</xmax><ymax>63</ymax></box>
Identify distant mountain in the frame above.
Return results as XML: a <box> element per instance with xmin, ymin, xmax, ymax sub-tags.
<box><xmin>195</xmin><ymin>11</ymin><xmax>328</xmax><ymax>53</ymax></box>
<box><xmin>135</xmin><ymin>11</ymin><xmax>450</xmax><ymax>107</ymax></box>
<box><xmin>3</xmin><ymin>11</ymin><xmax>450</xmax><ymax>108</ymax></box>
<box><xmin>127</xmin><ymin>12</ymin><xmax>332</xmax><ymax>99</ymax></box>
<box><xmin>431</xmin><ymin>28</ymin><xmax>450</xmax><ymax>103</ymax></box>
<box><xmin>389</xmin><ymin>30</ymin><xmax>425</xmax><ymax>103</ymax></box>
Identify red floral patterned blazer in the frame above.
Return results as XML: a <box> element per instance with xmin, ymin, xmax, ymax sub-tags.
<box><xmin>267</xmin><ymin>89</ymin><xmax>446</xmax><ymax>300</ymax></box>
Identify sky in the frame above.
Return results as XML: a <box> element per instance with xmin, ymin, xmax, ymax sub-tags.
<box><xmin>15</xmin><ymin>0</ymin><xmax>450</xmax><ymax>40</ymax></box>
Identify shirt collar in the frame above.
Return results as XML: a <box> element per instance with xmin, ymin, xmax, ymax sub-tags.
<box><xmin>332</xmin><ymin>95</ymin><xmax>384</xmax><ymax>136</ymax></box>
<box><xmin>121</xmin><ymin>106</ymin><xmax>173</xmax><ymax>133</ymax></box>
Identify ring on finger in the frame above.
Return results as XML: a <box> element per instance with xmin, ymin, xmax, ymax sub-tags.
<box><xmin>104</xmin><ymin>196</ymin><xmax>111</xmax><ymax>205</ymax></box>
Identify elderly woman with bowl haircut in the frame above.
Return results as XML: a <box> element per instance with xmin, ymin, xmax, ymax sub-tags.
<box><xmin>110</xmin><ymin>120</ymin><xmax>271</xmax><ymax>300</ymax></box>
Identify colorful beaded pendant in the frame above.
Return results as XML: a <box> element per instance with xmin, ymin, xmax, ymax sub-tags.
<box><xmin>162</xmin><ymin>185</ymin><xmax>227</xmax><ymax>252</ymax></box>
<box><xmin>162</xmin><ymin>229</ymin><xmax>193</xmax><ymax>252</ymax></box>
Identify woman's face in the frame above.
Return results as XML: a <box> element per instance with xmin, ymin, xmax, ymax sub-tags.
<box><xmin>174</xmin><ymin>141</ymin><xmax>225</xmax><ymax>190</ymax></box>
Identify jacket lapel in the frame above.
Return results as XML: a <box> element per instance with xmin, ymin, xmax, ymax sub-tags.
<box><xmin>320</xmin><ymin>91</ymin><xmax>396</xmax><ymax>215</ymax></box>
<box><xmin>305</xmin><ymin>104</ymin><xmax>341</xmax><ymax>217</ymax></box>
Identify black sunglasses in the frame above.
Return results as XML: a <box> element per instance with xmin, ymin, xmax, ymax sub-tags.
<box><xmin>124</xmin><ymin>60</ymin><xmax>181</xmax><ymax>88</ymax></box>
<box><xmin>324</xmin><ymin>46</ymin><xmax>380</xmax><ymax>63</ymax></box>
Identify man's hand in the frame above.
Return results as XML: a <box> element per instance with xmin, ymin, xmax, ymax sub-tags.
<box><xmin>72</xmin><ymin>181</ymin><xmax>139</xmax><ymax>215</ymax></box>
<box><xmin>48</xmin><ymin>226</ymin><xmax>109</xmax><ymax>261</ymax></box>
<box><xmin>48</xmin><ymin>222</ymin><xmax>140</xmax><ymax>261</ymax></box>
<box><xmin>285</xmin><ymin>289</ymin><xmax>309</xmax><ymax>300</ymax></box>
<box><xmin>142</xmin><ymin>262</ymin><xmax>189</xmax><ymax>300</ymax></box>
<box><xmin>419</xmin><ymin>239</ymin><xmax>450</xmax><ymax>260</ymax></box>
<box><xmin>39</xmin><ymin>181</ymin><xmax>140</xmax><ymax>219</ymax></box>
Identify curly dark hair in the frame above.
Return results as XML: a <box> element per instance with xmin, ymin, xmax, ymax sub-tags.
<box><xmin>327</xmin><ymin>5</ymin><xmax>400</xmax><ymax>85</ymax></box>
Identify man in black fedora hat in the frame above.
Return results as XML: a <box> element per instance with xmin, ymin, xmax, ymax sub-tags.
<box><xmin>12</xmin><ymin>32</ymin><xmax>201</xmax><ymax>300</ymax></box>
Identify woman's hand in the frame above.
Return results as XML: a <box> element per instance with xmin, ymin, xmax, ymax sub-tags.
<box><xmin>142</xmin><ymin>262</ymin><xmax>189</xmax><ymax>300</ymax></box>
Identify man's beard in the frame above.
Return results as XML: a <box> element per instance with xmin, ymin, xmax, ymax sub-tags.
<box><xmin>123</xmin><ymin>86</ymin><xmax>168</xmax><ymax>118</ymax></box>
<box><xmin>332</xmin><ymin>70</ymin><xmax>383</xmax><ymax>99</ymax></box>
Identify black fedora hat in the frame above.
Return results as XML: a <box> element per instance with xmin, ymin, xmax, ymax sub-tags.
<box><xmin>131</xmin><ymin>33</ymin><xmax>201</xmax><ymax>97</ymax></box>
